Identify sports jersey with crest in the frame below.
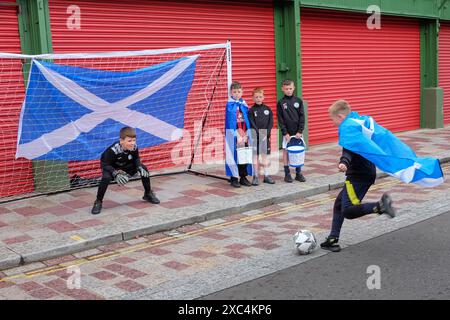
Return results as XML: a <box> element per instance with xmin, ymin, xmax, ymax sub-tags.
<box><xmin>248</xmin><ymin>103</ymin><xmax>274</xmax><ymax>137</ymax></box>
<box><xmin>100</xmin><ymin>141</ymin><xmax>142</xmax><ymax>174</ymax></box>
<box><xmin>276</xmin><ymin>95</ymin><xmax>305</xmax><ymax>136</ymax></box>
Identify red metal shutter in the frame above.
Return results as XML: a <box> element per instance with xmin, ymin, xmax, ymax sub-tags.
<box><xmin>301</xmin><ymin>9</ymin><xmax>421</xmax><ymax>145</ymax></box>
<box><xmin>439</xmin><ymin>22</ymin><xmax>450</xmax><ymax>125</ymax></box>
<box><xmin>0</xmin><ymin>2</ymin><xmax>34</xmax><ymax>197</ymax></box>
<box><xmin>48</xmin><ymin>0</ymin><xmax>276</xmax><ymax>177</ymax></box>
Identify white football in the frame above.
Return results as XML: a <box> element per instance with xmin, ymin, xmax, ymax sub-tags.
<box><xmin>293</xmin><ymin>229</ymin><xmax>317</xmax><ymax>255</ymax></box>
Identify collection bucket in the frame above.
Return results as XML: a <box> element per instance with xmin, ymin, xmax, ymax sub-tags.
<box><xmin>287</xmin><ymin>138</ymin><xmax>305</xmax><ymax>168</ymax></box>
<box><xmin>237</xmin><ymin>147</ymin><xmax>252</xmax><ymax>164</ymax></box>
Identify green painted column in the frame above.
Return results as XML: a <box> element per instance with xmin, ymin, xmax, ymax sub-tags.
<box><xmin>420</xmin><ymin>18</ymin><xmax>444</xmax><ymax>128</ymax></box>
<box><xmin>17</xmin><ymin>0</ymin><xmax>70</xmax><ymax>193</ymax></box>
<box><xmin>274</xmin><ymin>0</ymin><xmax>308</xmax><ymax>147</ymax></box>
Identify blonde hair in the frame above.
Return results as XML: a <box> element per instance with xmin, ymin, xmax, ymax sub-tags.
<box><xmin>253</xmin><ymin>87</ymin><xmax>264</xmax><ymax>95</ymax></box>
<box><xmin>329</xmin><ymin>100</ymin><xmax>351</xmax><ymax>116</ymax></box>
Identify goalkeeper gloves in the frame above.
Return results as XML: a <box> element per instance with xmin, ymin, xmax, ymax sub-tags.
<box><xmin>138</xmin><ymin>166</ymin><xmax>150</xmax><ymax>178</ymax></box>
<box><xmin>113</xmin><ymin>170</ymin><xmax>129</xmax><ymax>186</ymax></box>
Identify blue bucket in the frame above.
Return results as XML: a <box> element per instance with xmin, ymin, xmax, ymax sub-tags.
<box><xmin>287</xmin><ymin>138</ymin><xmax>305</xmax><ymax>168</ymax></box>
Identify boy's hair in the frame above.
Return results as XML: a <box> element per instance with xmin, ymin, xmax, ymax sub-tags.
<box><xmin>329</xmin><ymin>100</ymin><xmax>351</xmax><ymax>116</ymax></box>
<box><xmin>120</xmin><ymin>127</ymin><xmax>136</xmax><ymax>139</ymax></box>
<box><xmin>230</xmin><ymin>81</ymin><xmax>242</xmax><ymax>91</ymax></box>
<box><xmin>281</xmin><ymin>79</ymin><xmax>294</xmax><ymax>87</ymax></box>
<box><xmin>253</xmin><ymin>87</ymin><xmax>264</xmax><ymax>95</ymax></box>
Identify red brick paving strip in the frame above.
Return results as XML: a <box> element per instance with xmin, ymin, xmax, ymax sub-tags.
<box><xmin>115</xmin><ymin>280</ymin><xmax>146</xmax><ymax>292</ymax></box>
<box><xmin>205</xmin><ymin>188</ymin><xmax>237</xmax><ymax>197</ymax></box>
<box><xmin>139</xmin><ymin>247</ymin><xmax>172</xmax><ymax>256</ymax></box>
<box><xmin>18</xmin><ymin>281</ymin><xmax>44</xmax><ymax>292</ymax></box>
<box><xmin>2</xmin><ymin>235</ymin><xmax>33</xmax><ymax>245</ymax></box>
<box><xmin>103</xmin><ymin>264</ymin><xmax>147</xmax><ymax>279</ymax></box>
<box><xmin>90</xmin><ymin>271</ymin><xmax>117</xmax><ymax>281</ymax></box>
<box><xmin>28</xmin><ymin>288</ymin><xmax>60</xmax><ymax>299</ymax></box>
<box><xmin>224</xmin><ymin>243</ymin><xmax>249</xmax><ymax>250</ymax></box>
<box><xmin>112</xmin><ymin>257</ymin><xmax>137</xmax><ymax>265</ymax></box>
<box><xmin>13</xmin><ymin>207</ymin><xmax>43</xmax><ymax>217</ymax></box>
<box><xmin>222</xmin><ymin>251</ymin><xmax>250</xmax><ymax>259</ymax></box>
<box><xmin>163</xmin><ymin>261</ymin><xmax>190</xmax><ymax>271</ymax></box>
<box><xmin>186</xmin><ymin>251</ymin><xmax>217</xmax><ymax>258</ymax></box>
<box><xmin>46</xmin><ymin>221</ymin><xmax>81</xmax><ymax>233</ymax></box>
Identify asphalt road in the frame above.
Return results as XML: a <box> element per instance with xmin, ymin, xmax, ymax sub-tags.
<box><xmin>201</xmin><ymin>210</ymin><xmax>450</xmax><ymax>300</ymax></box>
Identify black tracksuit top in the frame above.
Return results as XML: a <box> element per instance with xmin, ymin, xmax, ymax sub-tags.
<box><xmin>100</xmin><ymin>141</ymin><xmax>142</xmax><ymax>174</ymax></box>
<box><xmin>248</xmin><ymin>103</ymin><xmax>274</xmax><ymax>137</ymax></box>
<box><xmin>340</xmin><ymin>148</ymin><xmax>376</xmax><ymax>183</ymax></box>
<box><xmin>276</xmin><ymin>95</ymin><xmax>305</xmax><ymax>136</ymax></box>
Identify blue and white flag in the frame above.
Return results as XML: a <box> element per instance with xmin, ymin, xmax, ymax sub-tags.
<box><xmin>16</xmin><ymin>55</ymin><xmax>198</xmax><ymax>160</ymax></box>
<box><xmin>339</xmin><ymin>112</ymin><xmax>444</xmax><ymax>187</ymax></box>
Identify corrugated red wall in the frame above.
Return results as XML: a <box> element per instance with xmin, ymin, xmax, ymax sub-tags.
<box><xmin>301</xmin><ymin>9</ymin><xmax>421</xmax><ymax>144</ymax></box>
<box><xmin>0</xmin><ymin>1</ymin><xmax>34</xmax><ymax>197</ymax></box>
<box><xmin>439</xmin><ymin>22</ymin><xmax>450</xmax><ymax>125</ymax></box>
<box><xmin>48</xmin><ymin>0</ymin><xmax>276</xmax><ymax>177</ymax></box>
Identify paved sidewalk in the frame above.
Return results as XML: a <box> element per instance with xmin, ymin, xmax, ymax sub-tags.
<box><xmin>0</xmin><ymin>126</ymin><xmax>449</xmax><ymax>270</ymax></box>
<box><xmin>1</xmin><ymin>164</ymin><xmax>449</xmax><ymax>299</ymax></box>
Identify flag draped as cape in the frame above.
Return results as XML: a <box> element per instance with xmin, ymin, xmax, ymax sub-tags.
<box><xmin>338</xmin><ymin>112</ymin><xmax>444</xmax><ymax>187</ymax></box>
<box><xmin>224</xmin><ymin>98</ymin><xmax>253</xmax><ymax>177</ymax></box>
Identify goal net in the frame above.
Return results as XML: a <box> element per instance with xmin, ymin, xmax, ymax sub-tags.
<box><xmin>0</xmin><ymin>42</ymin><xmax>231</xmax><ymax>201</ymax></box>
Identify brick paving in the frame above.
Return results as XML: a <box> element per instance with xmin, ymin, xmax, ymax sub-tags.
<box><xmin>0</xmin><ymin>126</ymin><xmax>449</xmax><ymax>298</ymax></box>
<box><xmin>0</xmin><ymin>161</ymin><xmax>449</xmax><ymax>299</ymax></box>
<box><xmin>0</xmin><ymin>126</ymin><xmax>447</xmax><ymax>254</ymax></box>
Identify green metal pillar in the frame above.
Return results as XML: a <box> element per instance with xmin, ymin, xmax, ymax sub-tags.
<box><xmin>17</xmin><ymin>0</ymin><xmax>69</xmax><ymax>193</ymax></box>
<box><xmin>274</xmin><ymin>0</ymin><xmax>308</xmax><ymax>147</ymax></box>
<box><xmin>420</xmin><ymin>18</ymin><xmax>444</xmax><ymax>128</ymax></box>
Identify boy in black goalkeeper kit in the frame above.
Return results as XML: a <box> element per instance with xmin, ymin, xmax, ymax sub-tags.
<box><xmin>248</xmin><ymin>87</ymin><xmax>275</xmax><ymax>185</ymax></box>
<box><xmin>320</xmin><ymin>100</ymin><xmax>396</xmax><ymax>252</ymax></box>
<box><xmin>277</xmin><ymin>79</ymin><xmax>306</xmax><ymax>183</ymax></box>
<box><xmin>91</xmin><ymin>127</ymin><xmax>160</xmax><ymax>215</ymax></box>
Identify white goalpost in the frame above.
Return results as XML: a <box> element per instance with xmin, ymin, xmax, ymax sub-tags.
<box><xmin>0</xmin><ymin>42</ymin><xmax>232</xmax><ymax>201</ymax></box>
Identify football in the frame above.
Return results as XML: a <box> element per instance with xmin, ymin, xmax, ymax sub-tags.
<box><xmin>293</xmin><ymin>229</ymin><xmax>317</xmax><ymax>255</ymax></box>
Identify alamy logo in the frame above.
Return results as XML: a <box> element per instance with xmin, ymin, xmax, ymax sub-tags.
<box><xmin>366</xmin><ymin>265</ymin><xmax>381</xmax><ymax>289</ymax></box>
<box><xmin>367</xmin><ymin>5</ymin><xmax>381</xmax><ymax>30</ymax></box>
<box><xmin>66</xmin><ymin>5</ymin><xmax>81</xmax><ymax>30</ymax></box>
<box><xmin>67</xmin><ymin>265</ymin><xmax>81</xmax><ymax>289</ymax></box>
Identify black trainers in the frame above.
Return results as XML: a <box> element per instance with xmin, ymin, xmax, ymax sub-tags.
<box><xmin>230</xmin><ymin>177</ymin><xmax>241</xmax><ymax>188</ymax></box>
<box><xmin>295</xmin><ymin>173</ymin><xmax>306</xmax><ymax>182</ymax></box>
<box><xmin>284</xmin><ymin>173</ymin><xmax>293</xmax><ymax>183</ymax></box>
<box><xmin>320</xmin><ymin>237</ymin><xmax>341</xmax><ymax>252</ymax></box>
<box><xmin>252</xmin><ymin>176</ymin><xmax>259</xmax><ymax>186</ymax></box>
<box><xmin>263</xmin><ymin>175</ymin><xmax>275</xmax><ymax>184</ymax></box>
<box><xmin>378</xmin><ymin>192</ymin><xmax>396</xmax><ymax>218</ymax></box>
<box><xmin>91</xmin><ymin>200</ymin><xmax>102</xmax><ymax>215</ymax></box>
<box><xmin>240</xmin><ymin>176</ymin><xmax>252</xmax><ymax>187</ymax></box>
<box><xmin>143</xmin><ymin>191</ymin><xmax>160</xmax><ymax>204</ymax></box>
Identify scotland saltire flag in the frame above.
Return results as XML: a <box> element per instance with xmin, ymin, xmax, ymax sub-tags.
<box><xmin>16</xmin><ymin>55</ymin><xmax>198</xmax><ymax>160</ymax></box>
<box><xmin>339</xmin><ymin>112</ymin><xmax>444</xmax><ymax>187</ymax></box>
